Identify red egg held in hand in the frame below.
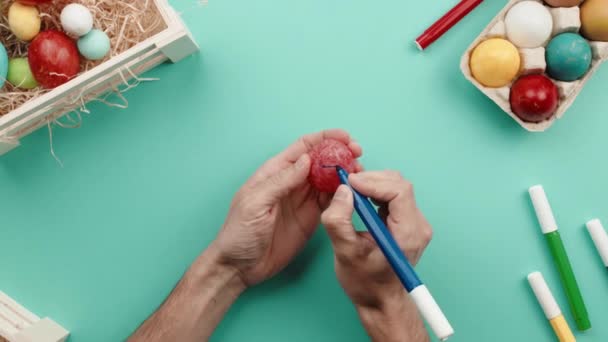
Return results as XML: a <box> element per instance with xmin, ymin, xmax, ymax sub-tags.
<box><xmin>510</xmin><ymin>75</ymin><xmax>559</xmax><ymax>123</ymax></box>
<box><xmin>28</xmin><ymin>30</ymin><xmax>80</xmax><ymax>89</ymax></box>
<box><xmin>309</xmin><ymin>139</ymin><xmax>356</xmax><ymax>193</ymax></box>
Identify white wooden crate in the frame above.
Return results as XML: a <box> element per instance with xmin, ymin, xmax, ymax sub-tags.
<box><xmin>0</xmin><ymin>291</ymin><xmax>69</xmax><ymax>342</ymax></box>
<box><xmin>0</xmin><ymin>0</ymin><xmax>199</xmax><ymax>156</ymax></box>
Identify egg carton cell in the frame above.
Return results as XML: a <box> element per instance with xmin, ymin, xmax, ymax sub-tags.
<box><xmin>550</xmin><ymin>7</ymin><xmax>581</xmax><ymax>35</ymax></box>
<box><xmin>521</xmin><ymin>48</ymin><xmax>547</xmax><ymax>75</ymax></box>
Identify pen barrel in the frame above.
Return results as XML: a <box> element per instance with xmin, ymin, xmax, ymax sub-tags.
<box><xmin>545</xmin><ymin>231</ymin><xmax>591</xmax><ymax>331</ymax></box>
<box><xmin>352</xmin><ymin>191</ymin><xmax>421</xmax><ymax>291</ymax></box>
<box><xmin>415</xmin><ymin>0</ymin><xmax>483</xmax><ymax>49</ymax></box>
<box><xmin>549</xmin><ymin>315</ymin><xmax>576</xmax><ymax>342</ymax></box>
<box><xmin>336</xmin><ymin>167</ymin><xmax>453</xmax><ymax>340</ymax></box>
<box><xmin>351</xmin><ymin>192</ymin><xmax>453</xmax><ymax>341</ymax></box>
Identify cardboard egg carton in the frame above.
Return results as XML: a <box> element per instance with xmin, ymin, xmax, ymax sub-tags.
<box><xmin>460</xmin><ymin>0</ymin><xmax>608</xmax><ymax>132</ymax></box>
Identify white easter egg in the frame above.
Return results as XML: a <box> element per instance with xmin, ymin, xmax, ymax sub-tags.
<box><xmin>60</xmin><ymin>4</ymin><xmax>93</xmax><ymax>37</ymax></box>
<box><xmin>505</xmin><ymin>1</ymin><xmax>553</xmax><ymax>48</ymax></box>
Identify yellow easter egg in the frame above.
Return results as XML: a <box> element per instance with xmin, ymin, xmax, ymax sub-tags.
<box><xmin>470</xmin><ymin>38</ymin><xmax>521</xmax><ymax>88</ymax></box>
<box><xmin>8</xmin><ymin>2</ymin><xmax>41</xmax><ymax>41</ymax></box>
<box><xmin>581</xmin><ymin>0</ymin><xmax>608</xmax><ymax>41</ymax></box>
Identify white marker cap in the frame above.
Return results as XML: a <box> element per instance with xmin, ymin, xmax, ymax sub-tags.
<box><xmin>410</xmin><ymin>285</ymin><xmax>454</xmax><ymax>341</ymax></box>
<box><xmin>528</xmin><ymin>271</ymin><xmax>561</xmax><ymax>320</ymax></box>
<box><xmin>586</xmin><ymin>219</ymin><xmax>608</xmax><ymax>267</ymax></box>
<box><xmin>529</xmin><ymin>185</ymin><xmax>558</xmax><ymax>234</ymax></box>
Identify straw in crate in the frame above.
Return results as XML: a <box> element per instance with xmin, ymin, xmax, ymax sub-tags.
<box><xmin>0</xmin><ymin>0</ymin><xmax>198</xmax><ymax>156</ymax></box>
<box><xmin>461</xmin><ymin>0</ymin><xmax>608</xmax><ymax>132</ymax></box>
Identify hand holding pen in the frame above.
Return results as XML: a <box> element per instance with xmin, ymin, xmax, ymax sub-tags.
<box><xmin>321</xmin><ymin>171</ymin><xmax>438</xmax><ymax>342</ymax></box>
<box><xmin>130</xmin><ymin>131</ymin><xmax>437</xmax><ymax>342</ymax></box>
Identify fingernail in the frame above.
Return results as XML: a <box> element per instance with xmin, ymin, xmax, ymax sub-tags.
<box><xmin>334</xmin><ymin>185</ymin><xmax>349</xmax><ymax>199</ymax></box>
<box><xmin>296</xmin><ymin>154</ymin><xmax>308</xmax><ymax>169</ymax></box>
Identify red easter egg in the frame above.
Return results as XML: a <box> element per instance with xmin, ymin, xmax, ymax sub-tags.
<box><xmin>510</xmin><ymin>75</ymin><xmax>559</xmax><ymax>123</ymax></box>
<box><xmin>309</xmin><ymin>139</ymin><xmax>356</xmax><ymax>193</ymax></box>
<box><xmin>28</xmin><ymin>30</ymin><xmax>80</xmax><ymax>89</ymax></box>
<box><xmin>17</xmin><ymin>0</ymin><xmax>54</xmax><ymax>4</ymax></box>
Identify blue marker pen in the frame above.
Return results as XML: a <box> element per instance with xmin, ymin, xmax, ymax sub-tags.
<box><xmin>335</xmin><ymin>166</ymin><xmax>454</xmax><ymax>341</ymax></box>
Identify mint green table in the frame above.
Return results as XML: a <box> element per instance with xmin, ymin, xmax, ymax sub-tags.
<box><xmin>1</xmin><ymin>1</ymin><xmax>607</xmax><ymax>341</ymax></box>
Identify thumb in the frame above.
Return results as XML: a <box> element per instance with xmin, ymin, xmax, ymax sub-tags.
<box><xmin>257</xmin><ymin>154</ymin><xmax>311</xmax><ymax>204</ymax></box>
<box><xmin>321</xmin><ymin>185</ymin><xmax>356</xmax><ymax>249</ymax></box>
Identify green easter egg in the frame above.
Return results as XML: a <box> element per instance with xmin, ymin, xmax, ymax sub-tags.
<box><xmin>7</xmin><ymin>57</ymin><xmax>38</xmax><ymax>89</ymax></box>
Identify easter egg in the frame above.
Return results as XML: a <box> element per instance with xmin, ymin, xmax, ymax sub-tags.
<box><xmin>61</xmin><ymin>4</ymin><xmax>93</xmax><ymax>37</ymax></box>
<box><xmin>546</xmin><ymin>33</ymin><xmax>592</xmax><ymax>81</ymax></box>
<box><xmin>581</xmin><ymin>0</ymin><xmax>608</xmax><ymax>41</ymax></box>
<box><xmin>78</xmin><ymin>30</ymin><xmax>111</xmax><ymax>60</ymax></box>
<box><xmin>0</xmin><ymin>44</ymin><xmax>8</xmax><ymax>88</ymax></box>
<box><xmin>544</xmin><ymin>0</ymin><xmax>583</xmax><ymax>6</ymax></box>
<box><xmin>309</xmin><ymin>139</ymin><xmax>356</xmax><ymax>193</ymax></box>
<box><xmin>8</xmin><ymin>2</ymin><xmax>41</xmax><ymax>41</ymax></box>
<box><xmin>470</xmin><ymin>38</ymin><xmax>521</xmax><ymax>88</ymax></box>
<box><xmin>505</xmin><ymin>1</ymin><xmax>553</xmax><ymax>48</ymax></box>
<box><xmin>28</xmin><ymin>31</ymin><xmax>81</xmax><ymax>89</ymax></box>
<box><xmin>17</xmin><ymin>0</ymin><xmax>53</xmax><ymax>4</ymax></box>
<box><xmin>7</xmin><ymin>58</ymin><xmax>38</xmax><ymax>89</ymax></box>
<box><xmin>510</xmin><ymin>75</ymin><xmax>559</xmax><ymax>123</ymax></box>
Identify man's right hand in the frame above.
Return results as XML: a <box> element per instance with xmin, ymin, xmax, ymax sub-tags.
<box><xmin>321</xmin><ymin>171</ymin><xmax>433</xmax><ymax>342</ymax></box>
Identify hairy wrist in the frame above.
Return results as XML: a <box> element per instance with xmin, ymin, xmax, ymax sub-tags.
<box><xmin>186</xmin><ymin>245</ymin><xmax>247</xmax><ymax>298</ymax></box>
<box><xmin>357</xmin><ymin>297</ymin><xmax>429</xmax><ymax>342</ymax></box>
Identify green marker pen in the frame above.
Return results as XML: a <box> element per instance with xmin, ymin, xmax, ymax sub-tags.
<box><xmin>529</xmin><ymin>185</ymin><xmax>591</xmax><ymax>331</ymax></box>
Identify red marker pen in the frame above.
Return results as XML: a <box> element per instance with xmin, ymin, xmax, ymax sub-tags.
<box><xmin>415</xmin><ymin>0</ymin><xmax>484</xmax><ymax>51</ymax></box>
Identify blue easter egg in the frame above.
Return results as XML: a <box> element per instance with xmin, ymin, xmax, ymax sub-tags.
<box><xmin>0</xmin><ymin>43</ymin><xmax>8</xmax><ymax>88</ymax></box>
<box><xmin>77</xmin><ymin>29</ymin><xmax>110</xmax><ymax>61</ymax></box>
<box><xmin>546</xmin><ymin>33</ymin><xmax>592</xmax><ymax>82</ymax></box>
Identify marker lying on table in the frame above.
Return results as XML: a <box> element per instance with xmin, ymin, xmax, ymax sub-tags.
<box><xmin>415</xmin><ymin>0</ymin><xmax>484</xmax><ymax>50</ymax></box>
<box><xmin>527</xmin><ymin>272</ymin><xmax>576</xmax><ymax>342</ymax></box>
<box><xmin>586</xmin><ymin>219</ymin><xmax>608</xmax><ymax>268</ymax></box>
<box><xmin>529</xmin><ymin>185</ymin><xmax>591</xmax><ymax>331</ymax></box>
<box><xmin>332</xmin><ymin>166</ymin><xmax>454</xmax><ymax>341</ymax></box>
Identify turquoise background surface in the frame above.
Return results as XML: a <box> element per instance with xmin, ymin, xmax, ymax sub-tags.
<box><xmin>1</xmin><ymin>0</ymin><xmax>607</xmax><ymax>341</ymax></box>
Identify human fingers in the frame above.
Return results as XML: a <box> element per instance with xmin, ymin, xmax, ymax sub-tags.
<box><xmin>349</xmin><ymin>171</ymin><xmax>433</xmax><ymax>260</ymax></box>
<box><xmin>321</xmin><ymin>185</ymin><xmax>358</xmax><ymax>255</ymax></box>
<box><xmin>348</xmin><ymin>171</ymin><xmax>415</xmax><ymax>225</ymax></box>
<box><xmin>254</xmin><ymin>154</ymin><xmax>311</xmax><ymax>205</ymax></box>
<box><xmin>247</xmin><ymin>129</ymin><xmax>354</xmax><ymax>187</ymax></box>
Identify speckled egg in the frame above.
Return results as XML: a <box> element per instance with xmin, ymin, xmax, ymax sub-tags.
<box><xmin>546</xmin><ymin>33</ymin><xmax>592</xmax><ymax>81</ymax></box>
